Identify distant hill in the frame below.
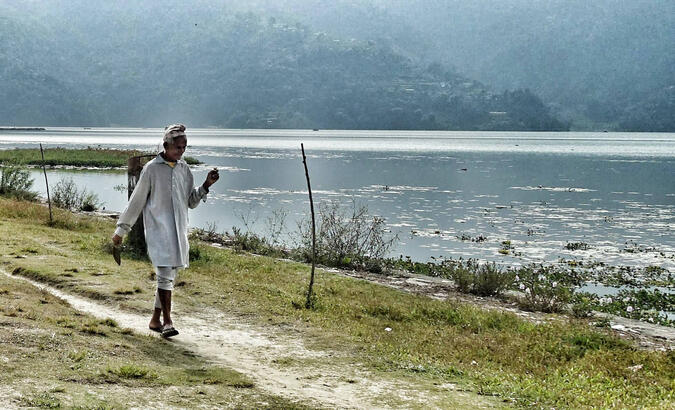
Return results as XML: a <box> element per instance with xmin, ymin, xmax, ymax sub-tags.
<box><xmin>253</xmin><ymin>0</ymin><xmax>674</xmax><ymax>131</ymax></box>
<box><xmin>0</xmin><ymin>1</ymin><xmax>566</xmax><ymax>131</ymax></box>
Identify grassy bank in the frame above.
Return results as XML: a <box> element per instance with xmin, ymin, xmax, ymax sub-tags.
<box><xmin>0</xmin><ymin>147</ymin><xmax>201</xmax><ymax>168</ymax></box>
<box><xmin>1</xmin><ymin>197</ymin><xmax>673</xmax><ymax>408</ymax></box>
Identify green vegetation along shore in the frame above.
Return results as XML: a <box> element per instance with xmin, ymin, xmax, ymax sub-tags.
<box><xmin>0</xmin><ymin>147</ymin><xmax>201</xmax><ymax>168</ymax></box>
<box><xmin>0</xmin><ymin>197</ymin><xmax>673</xmax><ymax>408</ymax></box>
<box><xmin>0</xmin><ymin>127</ymin><xmax>45</xmax><ymax>131</ymax></box>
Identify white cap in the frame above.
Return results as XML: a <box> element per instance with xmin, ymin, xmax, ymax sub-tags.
<box><xmin>163</xmin><ymin>123</ymin><xmax>186</xmax><ymax>143</ymax></box>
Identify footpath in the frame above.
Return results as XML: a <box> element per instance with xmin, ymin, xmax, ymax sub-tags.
<box><xmin>2</xmin><ymin>268</ymin><xmax>497</xmax><ymax>409</ymax></box>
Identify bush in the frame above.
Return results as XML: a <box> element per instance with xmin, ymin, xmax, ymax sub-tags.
<box><xmin>80</xmin><ymin>192</ymin><xmax>100</xmax><ymax>211</ymax></box>
<box><xmin>571</xmin><ymin>293</ymin><xmax>595</xmax><ymax>318</ymax></box>
<box><xmin>0</xmin><ymin>166</ymin><xmax>39</xmax><ymax>201</ymax></box>
<box><xmin>52</xmin><ymin>177</ymin><xmax>102</xmax><ymax>211</ymax></box>
<box><xmin>52</xmin><ymin>177</ymin><xmax>78</xmax><ymax>209</ymax></box>
<box><xmin>448</xmin><ymin>259</ymin><xmax>476</xmax><ymax>293</ymax></box>
<box><xmin>445</xmin><ymin>259</ymin><xmax>515</xmax><ymax>296</ymax></box>
<box><xmin>514</xmin><ymin>265</ymin><xmax>581</xmax><ymax>313</ymax></box>
<box><xmin>471</xmin><ymin>262</ymin><xmax>516</xmax><ymax>296</ymax></box>
<box><xmin>296</xmin><ymin>200</ymin><xmax>398</xmax><ymax>271</ymax></box>
<box><xmin>231</xmin><ymin>226</ymin><xmax>287</xmax><ymax>258</ymax></box>
<box><xmin>188</xmin><ymin>242</ymin><xmax>212</xmax><ymax>263</ymax></box>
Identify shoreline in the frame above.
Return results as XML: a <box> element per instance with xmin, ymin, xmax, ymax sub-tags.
<box><xmin>192</xmin><ymin>228</ymin><xmax>675</xmax><ymax>346</ymax></box>
<box><xmin>66</xmin><ymin>205</ymin><xmax>675</xmax><ymax>331</ymax></box>
<box><xmin>0</xmin><ymin>127</ymin><xmax>45</xmax><ymax>131</ymax></box>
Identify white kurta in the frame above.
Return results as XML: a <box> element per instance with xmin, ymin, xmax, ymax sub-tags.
<box><xmin>114</xmin><ymin>154</ymin><xmax>208</xmax><ymax>267</ymax></box>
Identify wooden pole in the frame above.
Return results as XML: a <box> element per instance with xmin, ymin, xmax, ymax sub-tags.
<box><xmin>301</xmin><ymin>144</ymin><xmax>317</xmax><ymax>309</ymax></box>
<box><xmin>39</xmin><ymin>144</ymin><xmax>53</xmax><ymax>224</ymax></box>
<box><xmin>126</xmin><ymin>155</ymin><xmax>155</xmax><ymax>255</ymax></box>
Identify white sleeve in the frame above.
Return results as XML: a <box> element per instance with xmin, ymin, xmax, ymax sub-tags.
<box><xmin>115</xmin><ymin>167</ymin><xmax>151</xmax><ymax>237</ymax></box>
<box><xmin>187</xmin><ymin>167</ymin><xmax>208</xmax><ymax>209</ymax></box>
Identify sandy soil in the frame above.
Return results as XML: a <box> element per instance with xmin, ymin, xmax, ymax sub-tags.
<box><xmin>1</xmin><ymin>269</ymin><xmax>497</xmax><ymax>409</ymax></box>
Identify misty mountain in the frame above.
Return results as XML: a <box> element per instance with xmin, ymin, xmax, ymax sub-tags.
<box><xmin>250</xmin><ymin>0</ymin><xmax>674</xmax><ymax>131</ymax></box>
<box><xmin>0</xmin><ymin>0</ymin><xmax>566</xmax><ymax>130</ymax></box>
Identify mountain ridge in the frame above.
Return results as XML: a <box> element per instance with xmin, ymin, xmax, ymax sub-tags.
<box><xmin>2</xmin><ymin>1</ymin><xmax>572</xmax><ymax>130</ymax></box>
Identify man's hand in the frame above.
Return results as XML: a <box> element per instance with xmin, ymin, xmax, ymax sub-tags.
<box><xmin>204</xmin><ymin>168</ymin><xmax>220</xmax><ymax>188</ymax></box>
<box><xmin>112</xmin><ymin>234</ymin><xmax>122</xmax><ymax>247</ymax></box>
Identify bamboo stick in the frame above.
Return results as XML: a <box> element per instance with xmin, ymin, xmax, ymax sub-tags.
<box><xmin>301</xmin><ymin>143</ymin><xmax>317</xmax><ymax>309</ymax></box>
<box><xmin>39</xmin><ymin>143</ymin><xmax>53</xmax><ymax>223</ymax></box>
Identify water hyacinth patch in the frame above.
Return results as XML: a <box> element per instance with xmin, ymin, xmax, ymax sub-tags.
<box><xmin>386</xmin><ymin>256</ymin><xmax>515</xmax><ymax>296</ymax></box>
<box><xmin>591</xmin><ymin>289</ymin><xmax>674</xmax><ymax>326</ymax></box>
<box><xmin>513</xmin><ymin>264</ymin><xmax>582</xmax><ymax>313</ymax></box>
<box><xmin>570</xmin><ymin>293</ymin><xmax>595</xmax><ymax>318</ymax></box>
<box><xmin>564</xmin><ymin>242</ymin><xmax>590</xmax><ymax>251</ymax></box>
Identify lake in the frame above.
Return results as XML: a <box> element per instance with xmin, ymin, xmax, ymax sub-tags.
<box><xmin>1</xmin><ymin>128</ymin><xmax>674</xmax><ymax>274</ymax></box>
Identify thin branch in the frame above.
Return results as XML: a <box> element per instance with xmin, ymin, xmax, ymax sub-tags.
<box><xmin>301</xmin><ymin>144</ymin><xmax>317</xmax><ymax>309</ymax></box>
<box><xmin>39</xmin><ymin>143</ymin><xmax>53</xmax><ymax>223</ymax></box>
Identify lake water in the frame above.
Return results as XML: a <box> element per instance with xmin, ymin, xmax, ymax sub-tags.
<box><xmin>1</xmin><ymin>128</ymin><xmax>674</xmax><ymax>274</ymax></box>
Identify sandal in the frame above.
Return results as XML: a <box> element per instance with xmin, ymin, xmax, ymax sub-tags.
<box><xmin>161</xmin><ymin>325</ymin><xmax>179</xmax><ymax>338</ymax></box>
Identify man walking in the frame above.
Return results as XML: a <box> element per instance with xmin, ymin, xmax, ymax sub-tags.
<box><xmin>112</xmin><ymin>124</ymin><xmax>219</xmax><ymax>338</ymax></box>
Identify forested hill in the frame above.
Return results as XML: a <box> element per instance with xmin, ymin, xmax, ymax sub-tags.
<box><xmin>0</xmin><ymin>1</ymin><xmax>566</xmax><ymax>131</ymax></box>
<box><xmin>253</xmin><ymin>0</ymin><xmax>674</xmax><ymax>132</ymax></box>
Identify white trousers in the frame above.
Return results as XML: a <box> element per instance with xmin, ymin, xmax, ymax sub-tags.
<box><xmin>154</xmin><ymin>266</ymin><xmax>180</xmax><ymax>309</ymax></box>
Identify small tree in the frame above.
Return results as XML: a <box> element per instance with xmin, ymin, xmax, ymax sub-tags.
<box><xmin>0</xmin><ymin>166</ymin><xmax>39</xmax><ymax>201</ymax></box>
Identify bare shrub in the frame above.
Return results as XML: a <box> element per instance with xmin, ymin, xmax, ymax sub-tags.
<box><xmin>228</xmin><ymin>207</ymin><xmax>289</xmax><ymax>257</ymax></box>
<box><xmin>52</xmin><ymin>178</ymin><xmax>79</xmax><ymax>209</ymax></box>
<box><xmin>265</xmin><ymin>208</ymin><xmax>288</xmax><ymax>248</ymax></box>
<box><xmin>52</xmin><ymin>177</ymin><xmax>102</xmax><ymax>211</ymax></box>
<box><xmin>296</xmin><ymin>200</ymin><xmax>398</xmax><ymax>271</ymax></box>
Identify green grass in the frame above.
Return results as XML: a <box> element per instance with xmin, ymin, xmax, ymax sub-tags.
<box><xmin>1</xmin><ymin>197</ymin><xmax>674</xmax><ymax>408</ymax></box>
<box><xmin>107</xmin><ymin>364</ymin><xmax>155</xmax><ymax>380</ymax></box>
<box><xmin>0</xmin><ymin>147</ymin><xmax>201</xmax><ymax>167</ymax></box>
<box><xmin>197</xmin><ymin>254</ymin><xmax>672</xmax><ymax>407</ymax></box>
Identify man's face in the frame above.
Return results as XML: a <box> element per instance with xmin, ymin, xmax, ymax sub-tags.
<box><xmin>164</xmin><ymin>136</ymin><xmax>187</xmax><ymax>162</ymax></box>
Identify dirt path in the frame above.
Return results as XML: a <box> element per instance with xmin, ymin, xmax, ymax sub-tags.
<box><xmin>2</xmin><ymin>269</ymin><xmax>496</xmax><ymax>409</ymax></box>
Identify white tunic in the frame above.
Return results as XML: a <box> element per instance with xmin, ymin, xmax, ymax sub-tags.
<box><xmin>114</xmin><ymin>154</ymin><xmax>208</xmax><ymax>267</ymax></box>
